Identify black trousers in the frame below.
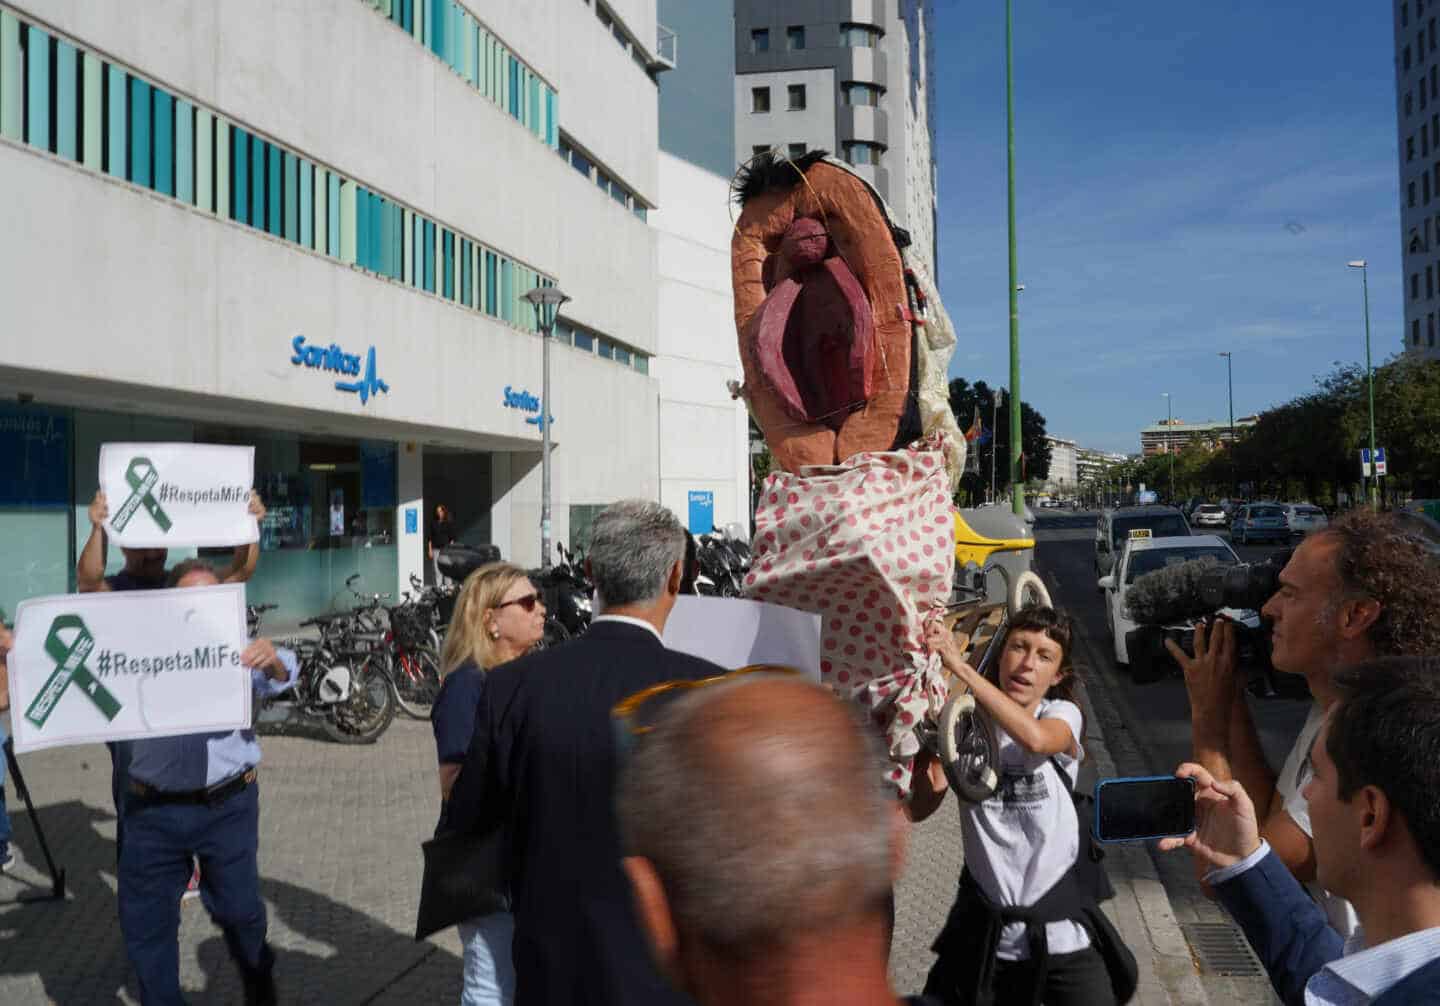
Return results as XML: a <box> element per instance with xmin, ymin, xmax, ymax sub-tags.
<box><xmin>991</xmin><ymin>946</ymin><xmax>1114</xmax><ymax>1006</ymax></box>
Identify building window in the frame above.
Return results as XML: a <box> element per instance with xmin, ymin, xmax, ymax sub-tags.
<box><xmin>1415</xmin><ymin>319</ymin><xmax>1423</xmax><ymax>345</ymax></box>
<box><xmin>573</xmin><ymin>329</ymin><xmax>594</xmax><ymax>352</ymax></box>
<box><xmin>1430</xmin><ymin>17</ymin><xmax>1436</xmax><ymax>50</ymax></box>
<box><xmin>0</xmin><ymin>6</ymin><xmax>554</xmax><ymax>334</ymax></box>
<box><xmin>1411</xmin><ymin>181</ymin><xmax>1418</xmax><ymax>207</ymax></box>
<box><xmin>787</xmin><ymin>25</ymin><xmax>806</xmax><ymax>50</ymax></box>
<box><xmin>1405</xmin><ymin>1</ymin><xmax>1411</xmax><ymax>26</ymax></box>
<box><xmin>1409</xmin><ymin>92</ymin><xmax>1417</xmax><ymax>117</ymax></box>
<box><xmin>1428</xmin><ymin>265</ymin><xmax>1434</xmax><ymax>298</ymax></box>
<box><xmin>597</xmin><ymin>338</ymin><xmax>614</xmax><ymax>360</ymax></box>
<box><xmin>788</xmin><ymin>142</ymin><xmax>807</xmax><ymax>158</ymax></box>
<box><xmin>1410</xmin><ymin>136</ymin><xmax>1417</xmax><ymax>162</ymax></box>
<box><xmin>1407</xmin><ymin>45</ymin><xmax>1413</xmax><ymax>71</ymax></box>
<box><xmin>634</xmin><ymin>354</ymin><xmax>649</xmax><ymax>375</ymax></box>
<box><xmin>632</xmin><ymin>202</ymin><xmax>647</xmax><ymax>222</ymax></box>
<box><xmin>840</xmin><ymin>22</ymin><xmax>883</xmax><ymax>47</ymax></box>
<box><xmin>752</xmin><ymin>87</ymin><xmax>771</xmax><ymax>113</ymax></box>
<box><xmin>1432</xmin><ymin>314</ymin><xmax>1437</xmax><ymax>345</ymax></box>
<box><xmin>843</xmin><ymin>82</ymin><xmax>884</xmax><ymax>106</ymax></box>
<box><xmin>841</xmin><ymin>140</ymin><xmax>883</xmax><ymax>166</ymax></box>
<box><xmin>752</xmin><ymin>144</ymin><xmax>771</xmax><ymax>156</ymax></box>
<box><xmin>613</xmin><ymin>345</ymin><xmax>631</xmax><ymax>365</ymax></box>
<box><xmin>1427</xmin><ymin>173</ymin><xmax>1433</xmax><ymax>204</ymax></box>
<box><xmin>1414</xmin><ymin>273</ymin><xmax>1422</xmax><ymax>300</ymax></box>
<box><xmin>1431</xmin><ymin>112</ymin><xmax>1437</xmax><ymax>137</ymax></box>
<box><xmin>1431</xmin><ymin>64</ymin><xmax>1437</xmax><ymax>97</ymax></box>
<box><xmin>1424</xmin><ymin>85</ymin><xmax>1430</xmax><ymax>111</ymax></box>
<box><xmin>788</xmin><ymin>84</ymin><xmax>807</xmax><ymax>110</ymax></box>
<box><xmin>751</xmin><ymin>28</ymin><xmax>769</xmax><ymax>53</ymax></box>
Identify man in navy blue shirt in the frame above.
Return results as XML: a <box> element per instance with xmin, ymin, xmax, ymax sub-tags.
<box><xmin>117</xmin><ymin>559</ymin><xmax>297</xmax><ymax>1006</ymax></box>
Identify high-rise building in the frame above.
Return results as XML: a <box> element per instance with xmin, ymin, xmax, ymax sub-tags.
<box><xmin>1139</xmin><ymin>416</ymin><xmax>1258</xmax><ymax>456</ymax></box>
<box><xmin>1395</xmin><ymin>0</ymin><xmax>1440</xmax><ymax>359</ymax></box>
<box><xmin>732</xmin><ymin>0</ymin><xmax>938</xmax><ymax>276</ymax></box>
<box><xmin>0</xmin><ymin>0</ymin><xmax>746</xmax><ymax>621</ymax></box>
<box><xmin>1044</xmin><ymin>435</ymin><xmax>1078</xmax><ymax>490</ymax></box>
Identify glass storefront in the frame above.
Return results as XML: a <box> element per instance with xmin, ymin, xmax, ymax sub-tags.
<box><xmin>0</xmin><ymin>401</ymin><xmax>400</xmax><ymax>623</ymax></box>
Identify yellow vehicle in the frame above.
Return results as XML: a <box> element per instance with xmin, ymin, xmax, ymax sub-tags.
<box><xmin>953</xmin><ymin>508</ymin><xmax>1035</xmax><ymax>569</ymax></box>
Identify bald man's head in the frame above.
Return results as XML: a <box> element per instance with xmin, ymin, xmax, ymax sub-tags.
<box><xmin>617</xmin><ymin>675</ymin><xmax>895</xmax><ymax>963</ymax></box>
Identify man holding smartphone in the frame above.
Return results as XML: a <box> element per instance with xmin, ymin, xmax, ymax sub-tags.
<box><xmin>1169</xmin><ymin>509</ymin><xmax>1440</xmax><ymax>939</ymax></box>
<box><xmin>1161</xmin><ymin>656</ymin><xmax>1440</xmax><ymax>1006</ymax></box>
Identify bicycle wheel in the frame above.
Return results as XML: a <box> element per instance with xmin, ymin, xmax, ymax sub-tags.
<box><xmin>323</xmin><ymin>655</ymin><xmax>396</xmax><ymax>744</ymax></box>
<box><xmin>1007</xmin><ymin>569</ymin><xmax>1052</xmax><ymax>616</ymax></box>
<box><xmin>392</xmin><ymin>646</ymin><xmax>442</xmax><ymax>719</ymax></box>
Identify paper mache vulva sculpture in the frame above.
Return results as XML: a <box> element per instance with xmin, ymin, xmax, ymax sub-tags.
<box><xmin>729</xmin><ymin>151</ymin><xmax>967</xmax><ymax>797</ymax></box>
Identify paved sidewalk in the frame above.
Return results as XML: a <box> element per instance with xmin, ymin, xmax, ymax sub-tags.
<box><xmin>1</xmin><ymin>642</ymin><xmax>1258</xmax><ymax>1004</ymax></box>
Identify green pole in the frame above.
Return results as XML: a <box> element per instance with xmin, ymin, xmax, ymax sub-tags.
<box><xmin>1362</xmin><ymin>265</ymin><xmax>1378</xmax><ymax>508</ymax></box>
<box><xmin>1006</xmin><ymin>0</ymin><xmax>1023</xmax><ymax>518</ymax></box>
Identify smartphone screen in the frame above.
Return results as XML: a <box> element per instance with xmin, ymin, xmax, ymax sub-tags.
<box><xmin>1094</xmin><ymin>776</ymin><xmax>1196</xmax><ymax>843</ymax></box>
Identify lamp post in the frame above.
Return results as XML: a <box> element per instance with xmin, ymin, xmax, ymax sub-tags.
<box><xmin>1005</xmin><ymin>0</ymin><xmax>1024</xmax><ymax>518</ymax></box>
<box><xmin>990</xmin><ymin>387</ymin><xmax>1001</xmax><ymax>503</ymax></box>
<box><xmin>1346</xmin><ymin>261</ymin><xmax>1378</xmax><ymax>508</ymax></box>
<box><xmin>1161</xmin><ymin>392</ymin><xmax>1174</xmax><ymax>502</ymax></box>
<box><xmin>1218</xmin><ymin>351</ymin><xmax>1235</xmax><ymax>498</ymax></box>
<box><xmin>523</xmin><ymin>284</ymin><xmax>571</xmax><ymax>570</ymax></box>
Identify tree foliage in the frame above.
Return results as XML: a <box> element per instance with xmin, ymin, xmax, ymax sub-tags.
<box><xmin>1082</xmin><ymin>358</ymin><xmax>1440</xmax><ymax>506</ymax></box>
<box><xmin>947</xmin><ymin>378</ymin><xmax>1051</xmax><ymax>505</ymax></box>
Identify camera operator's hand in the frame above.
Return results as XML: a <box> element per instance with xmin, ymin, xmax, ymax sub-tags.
<box><xmin>1158</xmin><ymin>763</ymin><xmax>1262</xmax><ymax>872</ymax></box>
<box><xmin>1166</xmin><ymin>618</ymin><xmax>1238</xmax><ymax>723</ymax></box>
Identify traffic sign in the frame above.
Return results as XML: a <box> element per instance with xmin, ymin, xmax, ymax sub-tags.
<box><xmin>1360</xmin><ymin>447</ymin><xmax>1389</xmax><ymax>478</ymax></box>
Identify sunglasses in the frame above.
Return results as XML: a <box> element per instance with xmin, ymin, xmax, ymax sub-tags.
<box><xmin>612</xmin><ymin>664</ymin><xmax>802</xmax><ymax>743</ymax></box>
<box><xmin>494</xmin><ymin>591</ymin><xmax>543</xmax><ymax>613</ymax></box>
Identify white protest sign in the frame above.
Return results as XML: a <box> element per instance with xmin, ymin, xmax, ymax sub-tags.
<box><xmin>662</xmin><ymin>596</ymin><xmax>822</xmax><ymax>680</ymax></box>
<box><xmin>6</xmin><ymin>584</ymin><xmax>251</xmax><ymax>753</ymax></box>
<box><xmin>99</xmin><ymin>443</ymin><xmax>256</xmax><ymax>548</ymax></box>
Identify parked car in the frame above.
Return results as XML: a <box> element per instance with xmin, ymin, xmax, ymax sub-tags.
<box><xmin>1098</xmin><ymin>534</ymin><xmax>1255</xmax><ymax>673</ymax></box>
<box><xmin>1231</xmin><ymin>502</ymin><xmax>1290</xmax><ymax>545</ymax></box>
<box><xmin>1282</xmin><ymin>503</ymin><xmax>1329</xmax><ymax>536</ymax></box>
<box><xmin>1094</xmin><ymin>505</ymin><xmax>1192</xmax><ymax>579</ymax></box>
<box><xmin>1191</xmin><ymin>503</ymin><xmax>1228</xmax><ymax>529</ymax></box>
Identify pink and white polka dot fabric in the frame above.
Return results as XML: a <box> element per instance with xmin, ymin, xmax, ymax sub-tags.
<box><xmin>745</xmin><ymin>435</ymin><xmax>954</xmax><ymax>797</ymax></box>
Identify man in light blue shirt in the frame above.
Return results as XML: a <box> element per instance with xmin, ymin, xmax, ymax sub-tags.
<box><xmin>1161</xmin><ymin>656</ymin><xmax>1440</xmax><ymax>1006</ymax></box>
<box><xmin>117</xmin><ymin>559</ymin><xmax>298</xmax><ymax>1006</ymax></box>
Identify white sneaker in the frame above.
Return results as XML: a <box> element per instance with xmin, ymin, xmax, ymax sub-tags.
<box><xmin>0</xmin><ymin>849</ymin><xmax>14</xmax><ymax>873</ymax></box>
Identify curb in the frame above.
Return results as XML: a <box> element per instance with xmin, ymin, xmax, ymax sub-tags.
<box><xmin>1036</xmin><ymin>565</ymin><xmax>1213</xmax><ymax>1006</ymax></box>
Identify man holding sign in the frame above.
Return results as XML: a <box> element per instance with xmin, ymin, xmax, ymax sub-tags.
<box><xmin>116</xmin><ymin>559</ymin><xmax>296</xmax><ymax>1006</ymax></box>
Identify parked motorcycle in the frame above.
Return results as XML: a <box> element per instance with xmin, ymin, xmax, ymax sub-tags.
<box><xmin>531</xmin><ymin>543</ymin><xmax>593</xmax><ymax>646</ymax></box>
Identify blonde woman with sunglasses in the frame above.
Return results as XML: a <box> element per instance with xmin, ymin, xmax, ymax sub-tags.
<box><xmin>431</xmin><ymin>562</ymin><xmax>545</xmax><ymax>1006</ymax></box>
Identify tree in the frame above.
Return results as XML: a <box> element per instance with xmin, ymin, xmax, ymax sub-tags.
<box><xmin>947</xmin><ymin>378</ymin><xmax>1051</xmax><ymax>505</ymax></box>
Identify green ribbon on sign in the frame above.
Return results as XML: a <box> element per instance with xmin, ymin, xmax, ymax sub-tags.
<box><xmin>112</xmin><ymin>457</ymin><xmax>172</xmax><ymax>534</ymax></box>
<box><xmin>25</xmin><ymin>614</ymin><xmax>123</xmax><ymax>730</ymax></box>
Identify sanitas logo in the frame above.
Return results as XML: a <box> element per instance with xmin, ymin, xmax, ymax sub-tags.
<box><xmin>291</xmin><ymin>336</ymin><xmax>390</xmax><ymax>405</ymax></box>
<box><xmin>503</xmin><ymin>386</ymin><xmax>541</xmax><ymax>412</ymax></box>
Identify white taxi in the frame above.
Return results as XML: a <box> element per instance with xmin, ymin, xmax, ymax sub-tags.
<box><xmin>1098</xmin><ymin>532</ymin><xmax>1245</xmax><ymax>667</ymax></box>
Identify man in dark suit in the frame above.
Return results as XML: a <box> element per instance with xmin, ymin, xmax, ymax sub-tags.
<box><xmin>1162</xmin><ymin>656</ymin><xmax>1440</xmax><ymax>1006</ymax></box>
<box><xmin>448</xmin><ymin>500</ymin><xmax>723</xmax><ymax>1006</ymax></box>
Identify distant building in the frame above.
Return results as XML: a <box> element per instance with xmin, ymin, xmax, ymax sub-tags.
<box><xmin>1044</xmin><ymin>435</ymin><xmax>1078</xmax><ymax>490</ymax></box>
<box><xmin>732</xmin><ymin>0</ymin><xmax>939</xmax><ymax>276</ymax></box>
<box><xmin>1076</xmin><ymin>447</ymin><xmax>1128</xmax><ymax>486</ymax></box>
<box><xmin>1140</xmin><ymin>417</ymin><xmax>1257</xmax><ymax>457</ymax></box>
<box><xmin>1394</xmin><ymin>0</ymin><xmax>1440</xmax><ymax>359</ymax></box>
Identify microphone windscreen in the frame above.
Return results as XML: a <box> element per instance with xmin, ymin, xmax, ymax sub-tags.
<box><xmin>1124</xmin><ymin>557</ymin><xmax>1225</xmax><ymax>625</ymax></box>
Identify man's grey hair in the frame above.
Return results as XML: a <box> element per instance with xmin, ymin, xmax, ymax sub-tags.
<box><xmin>616</xmin><ymin>675</ymin><xmax>894</xmax><ymax>957</ymax></box>
<box><xmin>588</xmin><ymin>500</ymin><xmax>687</xmax><ymax>609</ymax></box>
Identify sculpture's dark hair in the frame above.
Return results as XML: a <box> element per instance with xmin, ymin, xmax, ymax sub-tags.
<box><xmin>732</xmin><ymin>150</ymin><xmax>830</xmax><ymax>207</ymax></box>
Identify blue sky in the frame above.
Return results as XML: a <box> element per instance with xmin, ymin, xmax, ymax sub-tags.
<box><xmin>932</xmin><ymin>1</ymin><xmax>1401</xmax><ymax>455</ymax></box>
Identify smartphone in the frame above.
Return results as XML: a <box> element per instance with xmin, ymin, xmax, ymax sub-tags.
<box><xmin>1093</xmin><ymin>775</ymin><xmax>1196</xmax><ymax>843</ymax></box>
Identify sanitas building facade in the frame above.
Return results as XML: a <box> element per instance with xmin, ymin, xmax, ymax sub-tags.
<box><xmin>0</xmin><ymin>0</ymin><xmax>748</xmax><ymax>621</ymax></box>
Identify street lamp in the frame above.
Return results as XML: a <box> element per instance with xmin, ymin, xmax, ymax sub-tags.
<box><xmin>1006</xmin><ymin>0</ymin><xmax>1024</xmax><ymax>519</ymax></box>
<box><xmin>523</xmin><ymin>284</ymin><xmax>571</xmax><ymax>570</ymax></box>
<box><xmin>1347</xmin><ymin>260</ymin><xmax>1379</xmax><ymax>508</ymax></box>
<box><xmin>990</xmin><ymin>387</ymin><xmax>1002</xmax><ymax>503</ymax></box>
<box><xmin>1218</xmin><ymin>351</ymin><xmax>1235</xmax><ymax>498</ymax></box>
<box><xmin>1161</xmin><ymin>392</ymin><xmax>1174</xmax><ymax>502</ymax></box>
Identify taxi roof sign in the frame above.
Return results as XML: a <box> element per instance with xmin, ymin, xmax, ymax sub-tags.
<box><xmin>1128</xmin><ymin>528</ymin><xmax>1153</xmax><ymax>539</ymax></box>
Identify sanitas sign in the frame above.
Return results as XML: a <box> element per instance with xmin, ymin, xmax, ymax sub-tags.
<box><xmin>292</xmin><ymin>336</ymin><xmax>390</xmax><ymax>404</ymax></box>
<box><xmin>503</xmin><ymin>386</ymin><xmax>554</xmax><ymax>428</ymax></box>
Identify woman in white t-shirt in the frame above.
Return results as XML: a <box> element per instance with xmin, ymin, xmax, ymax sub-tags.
<box><xmin>916</xmin><ymin>607</ymin><xmax>1132</xmax><ymax>1006</ymax></box>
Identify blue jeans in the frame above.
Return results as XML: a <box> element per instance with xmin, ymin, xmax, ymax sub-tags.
<box><xmin>119</xmin><ymin>781</ymin><xmax>274</xmax><ymax>1006</ymax></box>
<box><xmin>0</xmin><ymin>723</ymin><xmax>11</xmax><ymax>855</ymax></box>
<box><xmin>458</xmin><ymin>911</ymin><xmax>515</xmax><ymax>1006</ymax></box>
